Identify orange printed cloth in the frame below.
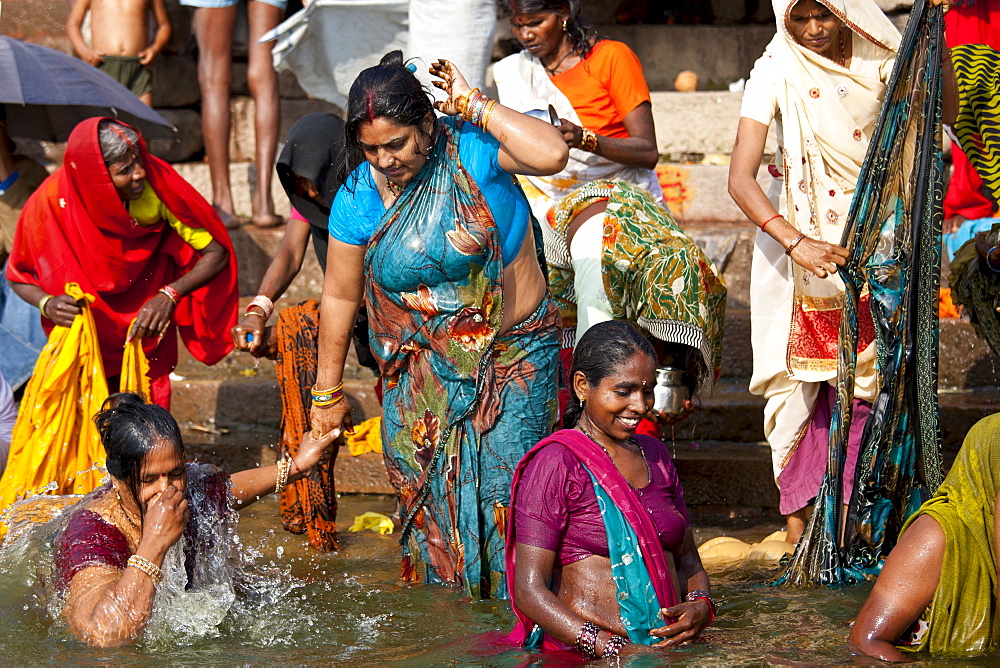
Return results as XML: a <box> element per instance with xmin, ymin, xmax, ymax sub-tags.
<box><xmin>275</xmin><ymin>300</ymin><xmax>340</xmax><ymax>552</ymax></box>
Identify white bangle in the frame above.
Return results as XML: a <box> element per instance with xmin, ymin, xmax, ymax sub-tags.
<box><xmin>247</xmin><ymin>294</ymin><xmax>274</xmax><ymax>320</ymax></box>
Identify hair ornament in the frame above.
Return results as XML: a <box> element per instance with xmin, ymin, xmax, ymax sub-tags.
<box><xmin>405</xmin><ymin>63</ymin><xmax>418</xmax><ymax>73</ymax></box>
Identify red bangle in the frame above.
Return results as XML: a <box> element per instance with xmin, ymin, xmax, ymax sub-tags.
<box><xmin>159</xmin><ymin>285</ymin><xmax>180</xmax><ymax>305</ymax></box>
<box><xmin>760</xmin><ymin>213</ymin><xmax>783</xmax><ymax>231</ymax></box>
<box><xmin>693</xmin><ymin>596</ymin><xmax>716</xmax><ymax>625</ymax></box>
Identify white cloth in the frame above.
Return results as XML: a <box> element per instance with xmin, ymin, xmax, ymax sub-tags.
<box><xmin>569</xmin><ymin>212</ymin><xmax>612</xmax><ymax>344</ymax></box>
<box><xmin>408</xmin><ymin>0</ymin><xmax>496</xmax><ymax>97</ymax></box>
<box><xmin>264</xmin><ymin>0</ymin><xmax>409</xmax><ymax>109</ymax></box>
<box><xmin>493</xmin><ymin>51</ymin><xmax>664</xmax><ymax>224</ymax></box>
<box><xmin>264</xmin><ymin>0</ymin><xmax>496</xmax><ymax>109</ymax></box>
<box><xmin>742</xmin><ymin>0</ymin><xmax>898</xmax><ymax>482</ymax></box>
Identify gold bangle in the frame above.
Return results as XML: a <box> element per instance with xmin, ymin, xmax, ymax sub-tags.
<box><xmin>457</xmin><ymin>87</ymin><xmax>480</xmax><ymax>119</ymax></box>
<box><xmin>127</xmin><ymin>554</ymin><xmax>163</xmax><ymax>582</ymax></box>
<box><xmin>785</xmin><ymin>233</ymin><xmax>807</xmax><ymax>256</ymax></box>
<box><xmin>312</xmin><ymin>382</ymin><xmax>344</xmax><ymax>396</ymax></box>
<box><xmin>275</xmin><ymin>455</ymin><xmax>291</xmax><ymax>493</ymax></box>
<box><xmin>480</xmin><ymin>99</ymin><xmax>498</xmax><ymax>131</ymax></box>
<box><xmin>579</xmin><ymin>128</ymin><xmax>598</xmax><ymax>153</ymax></box>
<box><xmin>38</xmin><ymin>294</ymin><xmax>54</xmax><ymax>318</ymax></box>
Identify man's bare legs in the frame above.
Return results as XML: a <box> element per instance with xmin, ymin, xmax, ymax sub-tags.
<box><xmin>246</xmin><ymin>0</ymin><xmax>282</xmax><ymax>228</ymax></box>
<box><xmin>194</xmin><ymin>5</ymin><xmax>239</xmax><ymax>228</ymax></box>
<box><xmin>193</xmin><ymin>1</ymin><xmax>282</xmax><ymax>229</ymax></box>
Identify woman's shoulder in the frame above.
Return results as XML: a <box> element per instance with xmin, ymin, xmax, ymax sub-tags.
<box><xmin>332</xmin><ymin>165</ymin><xmax>378</xmax><ymax>209</ymax></box>
<box><xmin>520</xmin><ymin>436</ymin><xmax>588</xmax><ymax>479</ymax></box>
<box><xmin>589</xmin><ymin>39</ymin><xmax>637</xmax><ymax>59</ymax></box>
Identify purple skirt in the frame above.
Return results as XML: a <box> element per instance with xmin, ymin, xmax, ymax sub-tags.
<box><xmin>778</xmin><ymin>383</ymin><xmax>872</xmax><ymax>515</ymax></box>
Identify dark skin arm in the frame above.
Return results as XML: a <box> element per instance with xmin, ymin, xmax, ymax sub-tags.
<box><xmin>128</xmin><ymin>239</ymin><xmax>229</xmax><ymax>342</ymax></box>
<box><xmin>557</xmin><ymin>101</ymin><xmax>659</xmax><ymax>170</ymax></box>
<box><xmin>728</xmin><ymin>117</ymin><xmax>848</xmax><ymax>278</ymax></box>
<box><xmin>12</xmin><ymin>239</ymin><xmax>228</xmax><ymax>337</ymax></box>
<box><xmin>229</xmin><ymin>428</ymin><xmax>338</xmax><ymax>509</ymax></box>
<box><xmin>231</xmin><ymin>217</ymin><xmax>312</xmax><ymax>356</ymax></box>
<box><xmin>846</xmin><ymin>513</ymin><xmax>946</xmax><ymax>661</ymax></box>
<box><xmin>137</xmin><ymin>0</ymin><xmax>172</xmax><ymax>66</ymax></box>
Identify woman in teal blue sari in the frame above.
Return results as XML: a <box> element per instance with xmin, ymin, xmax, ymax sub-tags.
<box><xmin>310</xmin><ymin>51</ymin><xmax>567</xmax><ymax>599</ymax></box>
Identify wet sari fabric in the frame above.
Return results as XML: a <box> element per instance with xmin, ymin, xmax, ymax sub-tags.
<box><xmin>896</xmin><ymin>413</ymin><xmax>1000</xmax><ymax>655</ymax></box>
<box><xmin>783</xmin><ymin>2</ymin><xmax>946</xmax><ymax>585</ymax></box>
<box><xmin>365</xmin><ymin>119</ymin><xmax>559</xmax><ymax>598</ymax></box>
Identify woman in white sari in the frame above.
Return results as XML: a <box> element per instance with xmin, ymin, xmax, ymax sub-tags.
<box><xmin>728</xmin><ymin>0</ymin><xmax>953</xmax><ymax>543</ymax></box>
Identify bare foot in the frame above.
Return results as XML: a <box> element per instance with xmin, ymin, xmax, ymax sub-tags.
<box><xmin>250</xmin><ymin>212</ymin><xmax>285</xmax><ymax>228</ymax></box>
<box><xmin>213</xmin><ymin>203</ymin><xmax>241</xmax><ymax>229</ymax></box>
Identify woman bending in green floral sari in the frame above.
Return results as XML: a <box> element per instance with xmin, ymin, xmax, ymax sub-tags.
<box><xmin>310</xmin><ymin>51</ymin><xmax>567</xmax><ymax>598</ymax></box>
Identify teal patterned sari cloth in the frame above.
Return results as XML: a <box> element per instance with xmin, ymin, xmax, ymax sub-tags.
<box><xmin>587</xmin><ymin>471</ymin><xmax>667</xmax><ymax>642</ymax></box>
<box><xmin>782</xmin><ymin>3</ymin><xmax>946</xmax><ymax>586</ymax></box>
<box><xmin>365</xmin><ymin>117</ymin><xmax>560</xmax><ymax>598</ymax></box>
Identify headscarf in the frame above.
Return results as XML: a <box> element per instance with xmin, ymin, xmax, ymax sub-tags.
<box><xmin>276</xmin><ymin>113</ymin><xmax>345</xmax><ymax>229</ymax></box>
<box><xmin>759</xmin><ymin>0</ymin><xmax>900</xmax><ymax>381</ymax></box>
<box><xmin>6</xmin><ymin>118</ymin><xmax>238</xmax><ymax>377</ymax></box>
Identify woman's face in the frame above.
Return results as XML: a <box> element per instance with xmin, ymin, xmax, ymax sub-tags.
<box><xmin>509</xmin><ymin>11</ymin><xmax>569</xmax><ymax>61</ymax></box>
<box><xmin>356</xmin><ymin>115</ymin><xmax>434</xmax><ymax>186</ymax></box>
<box><xmin>577</xmin><ymin>351</ymin><xmax>656</xmax><ymax>441</ymax></box>
<box><xmin>787</xmin><ymin>0</ymin><xmax>841</xmax><ymax>55</ymax></box>
<box><xmin>136</xmin><ymin>437</ymin><xmax>187</xmax><ymax>514</ymax></box>
<box><xmin>108</xmin><ymin>154</ymin><xmax>146</xmax><ymax>202</ymax></box>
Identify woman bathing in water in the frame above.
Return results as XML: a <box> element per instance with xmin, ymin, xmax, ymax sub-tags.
<box><xmin>51</xmin><ymin>393</ymin><xmax>337</xmax><ymax>647</ymax></box>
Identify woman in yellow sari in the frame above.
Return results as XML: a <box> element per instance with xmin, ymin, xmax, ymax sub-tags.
<box><xmin>849</xmin><ymin>412</ymin><xmax>1000</xmax><ymax>659</ymax></box>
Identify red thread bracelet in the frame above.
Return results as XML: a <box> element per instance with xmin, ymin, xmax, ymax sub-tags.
<box><xmin>760</xmin><ymin>213</ymin><xmax>782</xmax><ymax>231</ymax></box>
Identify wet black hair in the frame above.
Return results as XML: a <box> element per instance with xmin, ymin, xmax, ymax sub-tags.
<box><xmin>338</xmin><ymin>50</ymin><xmax>435</xmax><ymax>189</ymax></box>
<box><xmin>563</xmin><ymin>320</ymin><xmax>656</xmax><ymax>428</ymax></box>
<box><xmin>496</xmin><ymin>0</ymin><xmax>598</xmax><ymax>59</ymax></box>
<box><xmin>93</xmin><ymin>392</ymin><xmax>185</xmax><ymax>510</ymax></box>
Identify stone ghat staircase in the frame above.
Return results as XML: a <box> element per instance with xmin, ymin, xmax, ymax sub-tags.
<box><xmin>172</xmin><ymin>91</ymin><xmax>996</xmax><ymax>512</ymax></box>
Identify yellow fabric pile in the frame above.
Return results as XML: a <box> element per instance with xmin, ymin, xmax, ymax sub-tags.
<box><xmin>0</xmin><ymin>286</ymin><xmax>149</xmax><ymax>533</ymax></box>
<box><xmin>345</xmin><ymin>416</ymin><xmax>382</xmax><ymax>456</ymax></box>
<box><xmin>349</xmin><ymin>511</ymin><xmax>394</xmax><ymax>535</ymax></box>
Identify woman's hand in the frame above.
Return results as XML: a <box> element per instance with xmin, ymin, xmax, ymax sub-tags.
<box><xmin>309</xmin><ymin>396</ymin><xmax>354</xmax><ymax>441</ymax></box>
<box><xmin>429</xmin><ymin>59</ymin><xmax>473</xmax><ymax>116</ymax></box>
<box><xmin>44</xmin><ymin>293</ymin><xmax>85</xmax><ymax>327</ymax></box>
<box><xmin>927</xmin><ymin>0</ymin><xmax>951</xmax><ymax>11</ymax></box>
<box><xmin>139</xmin><ymin>485</ymin><xmax>189</xmax><ymax>555</ymax></box>
<box><xmin>788</xmin><ymin>236</ymin><xmax>849</xmax><ymax>278</ymax></box>
<box><xmin>649</xmin><ymin>599</ymin><xmax>713</xmax><ymax>647</ymax></box>
<box><xmin>232</xmin><ymin>313</ymin><xmax>267</xmax><ymax>354</ymax></box>
<box><xmin>556</xmin><ymin>119</ymin><xmax>584</xmax><ymax>149</ymax></box>
<box><xmin>290</xmin><ymin>428</ymin><xmax>340</xmax><ymax>479</ymax></box>
<box><xmin>648</xmin><ymin>399</ymin><xmax>694</xmax><ymax>425</ymax></box>
<box><xmin>128</xmin><ymin>292</ymin><xmax>176</xmax><ymax>343</ymax></box>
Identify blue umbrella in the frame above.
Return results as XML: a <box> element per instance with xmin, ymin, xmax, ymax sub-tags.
<box><xmin>0</xmin><ymin>35</ymin><xmax>177</xmax><ymax>141</ymax></box>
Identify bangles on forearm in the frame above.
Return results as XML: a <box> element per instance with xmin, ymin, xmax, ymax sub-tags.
<box><xmin>127</xmin><ymin>554</ymin><xmax>163</xmax><ymax>583</ymax></box>
<box><xmin>311</xmin><ymin>382</ymin><xmax>344</xmax><ymax>407</ymax></box>
<box><xmin>38</xmin><ymin>294</ymin><xmax>54</xmax><ymax>318</ymax></box>
<box><xmin>246</xmin><ymin>294</ymin><xmax>274</xmax><ymax>320</ymax></box>
<box><xmin>685</xmin><ymin>589</ymin><xmax>717</xmax><ymax>624</ymax></box>
<box><xmin>457</xmin><ymin>88</ymin><xmax>498</xmax><ymax>131</ymax></box>
<box><xmin>579</xmin><ymin>127</ymin><xmax>598</xmax><ymax>153</ymax></box>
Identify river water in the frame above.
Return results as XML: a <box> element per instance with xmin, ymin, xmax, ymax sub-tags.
<box><xmin>0</xmin><ymin>493</ymin><xmax>988</xmax><ymax>665</ymax></box>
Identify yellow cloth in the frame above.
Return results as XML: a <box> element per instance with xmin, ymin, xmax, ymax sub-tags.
<box><xmin>121</xmin><ymin>319</ymin><xmax>151</xmax><ymax>400</ymax></box>
<box><xmin>898</xmin><ymin>413</ymin><xmax>1000</xmax><ymax>654</ymax></box>
<box><xmin>345</xmin><ymin>416</ymin><xmax>382</xmax><ymax>456</ymax></box>
<box><xmin>0</xmin><ymin>286</ymin><xmax>151</xmax><ymax>535</ymax></box>
<box><xmin>128</xmin><ymin>181</ymin><xmax>213</xmax><ymax>251</ymax></box>
<box><xmin>349</xmin><ymin>511</ymin><xmax>394</xmax><ymax>535</ymax></box>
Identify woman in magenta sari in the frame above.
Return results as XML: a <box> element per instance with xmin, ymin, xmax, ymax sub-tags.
<box><xmin>507</xmin><ymin>320</ymin><xmax>713</xmax><ymax>658</ymax></box>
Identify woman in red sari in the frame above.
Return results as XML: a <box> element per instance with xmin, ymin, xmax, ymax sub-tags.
<box><xmin>5</xmin><ymin>118</ymin><xmax>237</xmax><ymax>407</ymax></box>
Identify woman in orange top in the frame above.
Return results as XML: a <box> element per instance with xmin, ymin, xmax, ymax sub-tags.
<box><xmin>494</xmin><ymin>0</ymin><xmax>662</xmax><ymax>222</ymax></box>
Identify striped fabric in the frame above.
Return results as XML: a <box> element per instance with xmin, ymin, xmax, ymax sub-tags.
<box><xmin>951</xmin><ymin>43</ymin><xmax>1000</xmax><ymax>207</ymax></box>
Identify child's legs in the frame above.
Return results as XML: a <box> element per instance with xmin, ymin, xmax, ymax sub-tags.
<box><xmin>247</xmin><ymin>0</ymin><xmax>284</xmax><ymax>226</ymax></box>
<box><xmin>193</xmin><ymin>5</ymin><xmax>238</xmax><ymax>220</ymax></box>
